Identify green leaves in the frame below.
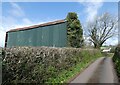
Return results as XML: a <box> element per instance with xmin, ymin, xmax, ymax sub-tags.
<box><xmin>47</xmin><ymin>49</ymin><xmax>102</xmax><ymax>83</ymax></box>
<box><xmin>66</xmin><ymin>12</ymin><xmax>83</xmax><ymax>48</ymax></box>
<box><xmin>66</xmin><ymin>12</ymin><xmax>78</xmax><ymax>21</ymax></box>
<box><xmin>2</xmin><ymin>47</ymin><xmax>102</xmax><ymax>84</ymax></box>
<box><xmin>112</xmin><ymin>45</ymin><xmax>120</xmax><ymax>78</ymax></box>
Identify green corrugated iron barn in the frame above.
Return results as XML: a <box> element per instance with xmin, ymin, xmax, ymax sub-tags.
<box><xmin>5</xmin><ymin>19</ymin><xmax>67</xmax><ymax>47</ymax></box>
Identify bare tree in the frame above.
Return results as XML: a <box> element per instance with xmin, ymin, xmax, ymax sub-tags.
<box><xmin>88</xmin><ymin>12</ymin><xmax>118</xmax><ymax>48</ymax></box>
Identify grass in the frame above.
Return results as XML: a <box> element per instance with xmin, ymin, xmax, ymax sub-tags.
<box><xmin>107</xmin><ymin>53</ymin><xmax>114</xmax><ymax>57</ymax></box>
<box><xmin>102</xmin><ymin>52</ymin><xmax>114</xmax><ymax>57</ymax></box>
<box><xmin>46</xmin><ymin>51</ymin><xmax>102</xmax><ymax>83</ymax></box>
<box><xmin>47</xmin><ymin>59</ymin><xmax>95</xmax><ymax>83</ymax></box>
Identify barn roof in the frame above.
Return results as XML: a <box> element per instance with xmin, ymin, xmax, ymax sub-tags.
<box><xmin>7</xmin><ymin>19</ymin><xmax>66</xmax><ymax>32</ymax></box>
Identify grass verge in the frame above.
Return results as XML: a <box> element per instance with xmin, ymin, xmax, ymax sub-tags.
<box><xmin>47</xmin><ymin>50</ymin><xmax>102</xmax><ymax>83</ymax></box>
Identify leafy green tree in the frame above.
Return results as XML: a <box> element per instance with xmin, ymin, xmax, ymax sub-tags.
<box><xmin>66</xmin><ymin>12</ymin><xmax>84</xmax><ymax>48</ymax></box>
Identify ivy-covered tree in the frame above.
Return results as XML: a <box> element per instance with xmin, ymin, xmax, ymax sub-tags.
<box><xmin>66</xmin><ymin>12</ymin><xmax>84</xmax><ymax>48</ymax></box>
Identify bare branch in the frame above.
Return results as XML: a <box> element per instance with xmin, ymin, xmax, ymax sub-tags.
<box><xmin>87</xmin><ymin>12</ymin><xmax>117</xmax><ymax>48</ymax></box>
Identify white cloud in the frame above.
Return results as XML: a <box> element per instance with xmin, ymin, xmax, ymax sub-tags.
<box><xmin>1</xmin><ymin>2</ymin><xmax>32</xmax><ymax>47</ymax></box>
<box><xmin>1</xmin><ymin>2</ymin><xmax>59</xmax><ymax>47</ymax></box>
<box><xmin>2</xmin><ymin>16</ymin><xmax>17</xmax><ymax>31</ymax></box>
<box><xmin>22</xmin><ymin>18</ymin><xmax>32</xmax><ymax>25</ymax></box>
<box><xmin>104</xmin><ymin>37</ymin><xmax>118</xmax><ymax>46</ymax></box>
<box><xmin>80</xmin><ymin>0</ymin><xmax>119</xmax><ymax>46</ymax></box>
<box><xmin>0</xmin><ymin>30</ymin><xmax>6</xmax><ymax>47</ymax></box>
<box><xmin>80</xmin><ymin>0</ymin><xmax>104</xmax><ymax>22</ymax></box>
<box><xmin>9</xmin><ymin>2</ymin><xmax>25</xmax><ymax>17</ymax></box>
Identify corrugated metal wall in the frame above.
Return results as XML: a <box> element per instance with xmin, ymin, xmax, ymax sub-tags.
<box><xmin>6</xmin><ymin>22</ymin><xmax>67</xmax><ymax>47</ymax></box>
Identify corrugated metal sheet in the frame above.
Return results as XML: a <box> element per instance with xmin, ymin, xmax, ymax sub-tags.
<box><xmin>6</xmin><ymin>20</ymin><xmax>67</xmax><ymax>47</ymax></box>
<box><xmin>8</xmin><ymin>19</ymin><xmax>66</xmax><ymax>32</ymax></box>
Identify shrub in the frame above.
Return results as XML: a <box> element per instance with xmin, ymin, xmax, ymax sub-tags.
<box><xmin>113</xmin><ymin>44</ymin><xmax>120</xmax><ymax>78</ymax></box>
<box><xmin>2</xmin><ymin>47</ymin><xmax>102</xmax><ymax>84</ymax></box>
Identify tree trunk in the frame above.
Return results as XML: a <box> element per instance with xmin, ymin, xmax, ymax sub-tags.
<box><xmin>94</xmin><ymin>43</ymin><xmax>101</xmax><ymax>49</ymax></box>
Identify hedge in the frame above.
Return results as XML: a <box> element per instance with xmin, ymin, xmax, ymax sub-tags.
<box><xmin>113</xmin><ymin>44</ymin><xmax>120</xmax><ymax>80</ymax></box>
<box><xmin>0</xmin><ymin>47</ymin><xmax>2</xmax><ymax>84</ymax></box>
<box><xmin>2</xmin><ymin>47</ymin><xmax>102</xmax><ymax>84</ymax></box>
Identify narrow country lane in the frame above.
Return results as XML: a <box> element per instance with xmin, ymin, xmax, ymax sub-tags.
<box><xmin>70</xmin><ymin>57</ymin><xmax>119</xmax><ymax>83</ymax></box>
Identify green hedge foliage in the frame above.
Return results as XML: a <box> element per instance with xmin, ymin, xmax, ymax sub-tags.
<box><xmin>2</xmin><ymin>47</ymin><xmax>102</xmax><ymax>84</ymax></box>
<box><xmin>113</xmin><ymin>45</ymin><xmax>120</xmax><ymax>78</ymax></box>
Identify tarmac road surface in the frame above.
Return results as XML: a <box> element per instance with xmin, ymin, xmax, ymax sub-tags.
<box><xmin>70</xmin><ymin>57</ymin><xmax>119</xmax><ymax>83</ymax></box>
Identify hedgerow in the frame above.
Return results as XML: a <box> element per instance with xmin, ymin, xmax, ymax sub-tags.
<box><xmin>113</xmin><ymin>44</ymin><xmax>120</xmax><ymax>80</ymax></box>
<box><xmin>2</xmin><ymin>47</ymin><xmax>102</xmax><ymax>84</ymax></box>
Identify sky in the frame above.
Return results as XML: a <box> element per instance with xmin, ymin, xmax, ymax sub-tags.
<box><xmin>0</xmin><ymin>1</ymin><xmax>119</xmax><ymax>47</ymax></box>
